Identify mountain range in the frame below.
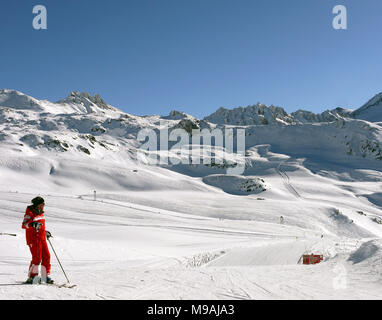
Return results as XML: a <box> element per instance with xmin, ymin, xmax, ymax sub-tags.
<box><xmin>1</xmin><ymin>88</ymin><xmax>381</xmax><ymax>165</ymax></box>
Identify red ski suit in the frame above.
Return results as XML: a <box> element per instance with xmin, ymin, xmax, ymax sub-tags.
<box><xmin>22</xmin><ymin>206</ymin><xmax>51</xmax><ymax>278</ymax></box>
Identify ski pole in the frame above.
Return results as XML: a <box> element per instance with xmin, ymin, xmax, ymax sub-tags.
<box><xmin>36</xmin><ymin>227</ymin><xmax>39</xmax><ymax>277</ymax></box>
<box><xmin>47</xmin><ymin>238</ymin><xmax>70</xmax><ymax>283</ymax></box>
<box><xmin>0</xmin><ymin>233</ymin><xmax>17</xmax><ymax>237</ymax></box>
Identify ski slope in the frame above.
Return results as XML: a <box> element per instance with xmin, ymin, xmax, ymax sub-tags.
<box><xmin>0</xmin><ymin>89</ymin><xmax>381</xmax><ymax>300</ymax></box>
<box><xmin>0</xmin><ymin>158</ymin><xmax>381</xmax><ymax>300</ymax></box>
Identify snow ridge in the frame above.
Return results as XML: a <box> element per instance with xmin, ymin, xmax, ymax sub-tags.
<box><xmin>352</xmin><ymin>92</ymin><xmax>382</xmax><ymax>122</ymax></box>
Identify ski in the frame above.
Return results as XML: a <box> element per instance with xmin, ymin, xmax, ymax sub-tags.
<box><xmin>18</xmin><ymin>279</ymin><xmax>77</xmax><ymax>289</ymax></box>
<box><xmin>54</xmin><ymin>283</ymin><xmax>77</xmax><ymax>289</ymax></box>
<box><xmin>44</xmin><ymin>282</ymin><xmax>77</xmax><ymax>289</ymax></box>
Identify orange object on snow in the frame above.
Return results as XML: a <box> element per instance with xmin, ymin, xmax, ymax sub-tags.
<box><xmin>303</xmin><ymin>254</ymin><xmax>323</xmax><ymax>265</ymax></box>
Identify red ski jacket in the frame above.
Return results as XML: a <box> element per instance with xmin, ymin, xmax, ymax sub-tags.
<box><xmin>22</xmin><ymin>205</ymin><xmax>47</xmax><ymax>245</ymax></box>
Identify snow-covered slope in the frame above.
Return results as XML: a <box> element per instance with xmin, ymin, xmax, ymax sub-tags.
<box><xmin>352</xmin><ymin>92</ymin><xmax>382</xmax><ymax>122</ymax></box>
<box><xmin>0</xmin><ymin>89</ymin><xmax>381</xmax><ymax>300</ymax></box>
<box><xmin>0</xmin><ymin>89</ymin><xmax>125</xmax><ymax>116</ymax></box>
<box><xmin>0</xmin><ymin>89</ymin><xmax>44</xmax><ymax>112</ymax></box>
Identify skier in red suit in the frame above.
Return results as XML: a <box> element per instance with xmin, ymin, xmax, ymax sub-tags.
<box><xmin>22</xmin><ymin>197</ymin><xmax>53</xmax><ymax>284</ymax></box>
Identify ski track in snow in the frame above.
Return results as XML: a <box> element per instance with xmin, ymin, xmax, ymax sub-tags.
<box><xmin>277</xmin><ymin>162</ymin><xmax>302</xmax><ymax>199</ymax></box>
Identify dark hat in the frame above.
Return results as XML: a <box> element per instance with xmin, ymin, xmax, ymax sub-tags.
<box><xmin>32</xmin><ymin>196</ymin><xmax>45</xmax><ymax>207</ymax></box>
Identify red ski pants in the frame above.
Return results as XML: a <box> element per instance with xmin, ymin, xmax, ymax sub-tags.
<box><xmin>28</xmin><ymin>240</ymin><xmax>51</xmax><ymax>278</ymax></box>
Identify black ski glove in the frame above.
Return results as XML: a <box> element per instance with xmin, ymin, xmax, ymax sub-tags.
<box><xmin>30</xmin><ymin>222</ymin><xmax>43</xmax><ymax>229</ymax></box>
<box><xmin>46</xmin><ymin>231</ymin><xmax>52</xmax><ymax>239</ymax></box>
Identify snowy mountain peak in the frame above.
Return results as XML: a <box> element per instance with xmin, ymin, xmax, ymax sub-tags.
<box><xmin>204</xmin><ymin>103</ymin><xmax>295</xmax><ymax>126</ymax></box>
<box><xmin>352</xmin><ymin>92</ymin><xmax>382</xmax><ymax>122</ymax></box>
<box><xmin>291</xmin><ymin>107</ymin><xmax>353</xmax><ymax>124</ymax></box>
<box><xmin>0</xmin><ymin>89</ymin><xmax>123</xmax><ymax>116</ymax></box>
<box><xmin>56</xmin><ymin>91</ymin><xmax>116</xmax><ymax>114</ymax></box>
<box><xmin>0</xmin><ymin>89</ymin><xmax>43</xmax><ymax>111</ymax></box>
<box><xmin>204</xmin><ymin>101</ymin><xmax>358</xmax><ymax>126</ymax></box>
<box><xmin>162</xmin><ymin>110</ymin><xmax>196</xmax><ymax>120</ymax></box>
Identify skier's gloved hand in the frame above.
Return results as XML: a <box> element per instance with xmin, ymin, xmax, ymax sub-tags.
<box><xmin>46</xmin><ymin>231</ymin><xmax>52</xmax><ymax>239</ymax></box>
<box><xmin>30</xmin><ymin>222</ymin><xmax>43</xmax><ymax>229</ymax></box>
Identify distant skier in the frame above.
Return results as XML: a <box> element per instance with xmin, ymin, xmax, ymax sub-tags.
<box><xmin>22</xmin><ymin>197</ymin><xmax>53</xmax><ymax>284</ymax></box>
<box><xmin>280</xmin><ymin>216</ymin><xmax>284</xmax><ymax>224</ymax></box>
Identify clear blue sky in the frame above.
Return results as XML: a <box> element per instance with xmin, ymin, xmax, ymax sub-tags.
<box><xmin>0</xmin><ymin>0</ymin><xmax>381</xmax><ymax>118</ymax></box>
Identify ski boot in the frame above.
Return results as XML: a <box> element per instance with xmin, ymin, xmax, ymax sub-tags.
<box><xmin>45</xmin><ymin>276</ymin><xmax>54</xmax><ymax>284</ymax></box>
<box><xmin>25</xmin><ymin>276</ymin><xmax>41</xmax><ymax>284</ymax></box>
